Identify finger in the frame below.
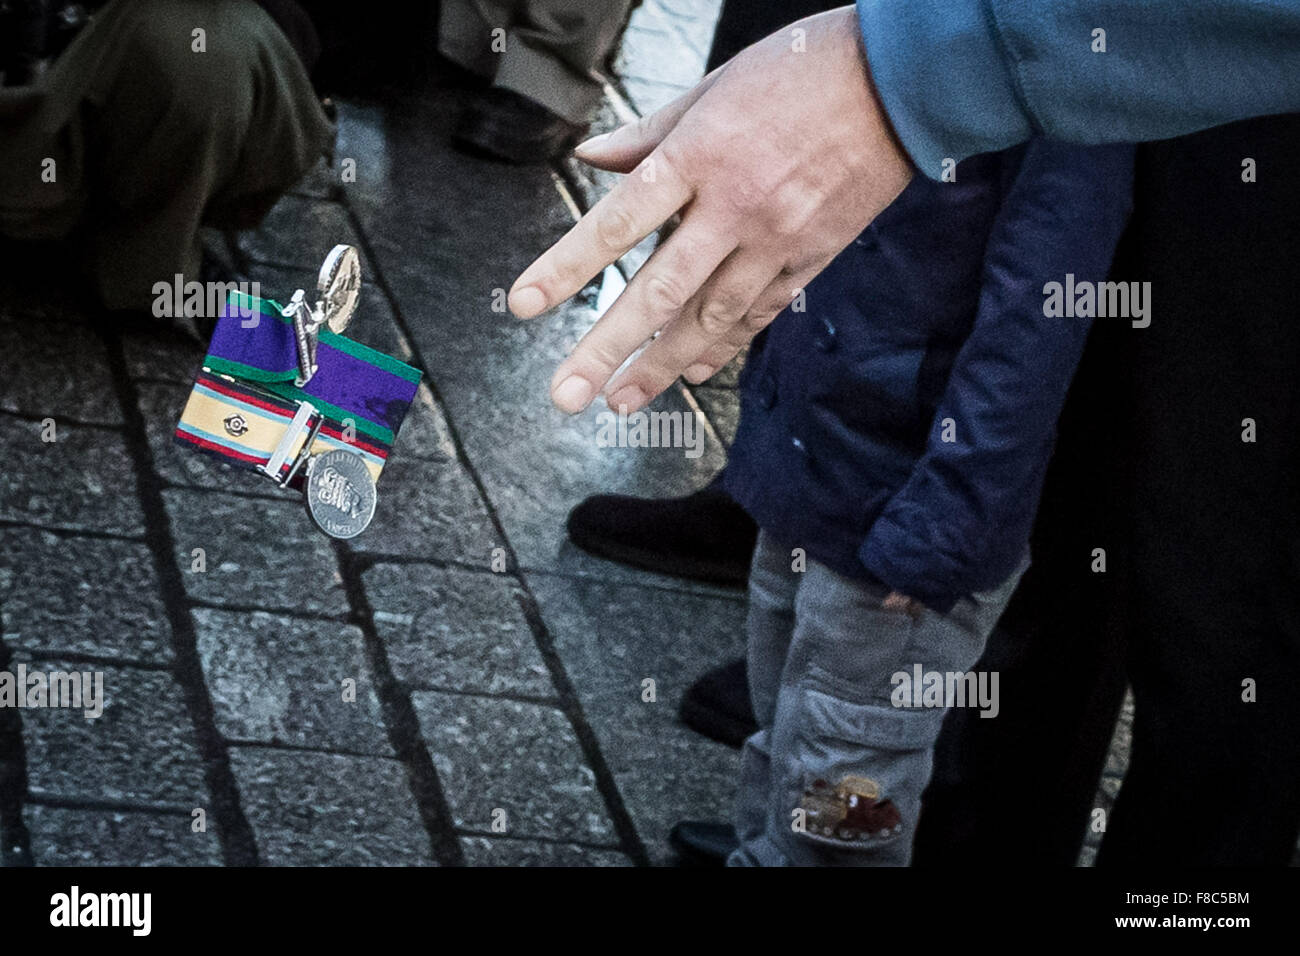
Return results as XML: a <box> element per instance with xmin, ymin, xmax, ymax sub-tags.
<box><xmin>682</xmin><ymin>321</ymin><xmax>761</xmax><ymax>384</ymax></box>
<box><xmin>674</xmin><ymin>267</ymin><xmax>817</xmax><ymax>385</ymax></box>
<box><xmin>604</xmin><ymin>253</ymin><xmax>790</xmax><ymax>411</ymax></box>
<box><xmin>548</xmin><ymin>224</ymin><xmax>736</xmax><ymax>413</ymax></box>
<box><xmin>574</xmin><ymin>70</ymin><xmax>720</xmax><ymax>172</ymax></box>
<box><xmin>682</xmin><ymin>286</ymin><xmax>792</xmax><ymax>383</ymax></box>
<box><xmin>508</xmin><ymin>148</ymin><xmax>693</xmax><ymax>319</ymax></box>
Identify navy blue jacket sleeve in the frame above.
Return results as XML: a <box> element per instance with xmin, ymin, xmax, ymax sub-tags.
<box><xmin>858</xmin><ymin>139</ymin><xmax>1134</xmax><ymax>611</ymax></box>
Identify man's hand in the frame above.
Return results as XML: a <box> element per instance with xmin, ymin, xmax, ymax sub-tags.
<box><xmin>508</xmin><ymin>6</ymin><xmax>914</xmax><ymax>413</ymax></box>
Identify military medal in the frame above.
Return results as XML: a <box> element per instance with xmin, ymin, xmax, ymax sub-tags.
<box><xmin>173</xmin><ymin>244</ymin><xmax>421</xmax><ymax>540</ymax></box>
<box><xmin>286</xmin><ymin>243</ymin><xmax>361</xmax><ymax>386</ymax></box>
<box><xmin>317</xmin><ymin>243</ymin><xmax>361</xmax><ymax>334</ymax></box>
<box><xmin>305</xmin><ymin>448</ymin><xmax>378</xmax><ymax>538</ymax></box>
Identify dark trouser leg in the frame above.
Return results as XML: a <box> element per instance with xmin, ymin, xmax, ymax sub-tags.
<box><xmin>918</xmin><ymin>114</ymin><xmax>1300</xmax><ymax>867</ymax></box>
<box><xmin>913</xmin><ymin>315</ymin><xmax>1132</xmax><ymax>866</ymax></box>
<box><xmin>0</xmin><ymin>0</ymin><xmax>332</xmax><ymax>311</ymax></box>
<box><xmin>83</xmin><ymin>0</ymin><xmax>332</xmax><ymax>309</ymax></box>
<box><xmin>1100</xmin><ymin>115</ymin><xmax>1300</xmax><ymax>866</ymax></box>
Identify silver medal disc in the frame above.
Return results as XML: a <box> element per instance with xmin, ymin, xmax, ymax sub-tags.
<box><xmin>305</xmin><ymin>449</ymin><xmax>377</xmax><ymax>538</ymax></box>
<box><xmin>317</xmin><ymin>244</ymin><xmax>362</xmax><ymax>334</ymax></box>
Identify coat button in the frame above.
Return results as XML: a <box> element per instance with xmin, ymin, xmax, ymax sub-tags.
<box><xmin>791</xmin><ymin>436</ymin><xmax>807</xmax><ymax>456</ymax></box>
<box><xmin>813</xmin><ymin>316</ymin><xmax>837</xmax><ymax>352</ymax></box>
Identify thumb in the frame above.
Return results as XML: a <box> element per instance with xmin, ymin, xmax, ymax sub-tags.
<box><xmin>573</xmin><ymin>69</ymin><xmax>720</xmax><ymax>172</ymax></box>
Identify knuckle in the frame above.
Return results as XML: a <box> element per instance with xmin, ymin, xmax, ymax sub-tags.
<box><xmin>696</xmin><ymin>292</ymin><xmax>746</xmax><ymax>337</ymax></box>
<box><xmin>755</xmin><ymin>283</ymin><xmax>799</xmax><ymax>317</ymax></box>
<box><xmin>696</xmin><ymin>303</ymin><xmax>737</xmax><ymax>337</ymax></box>
<box><xmin>643</xmin><ymin>272</ymin><xmax>690</xmax><ymax>314</ymax></box>
<box><xmin>595</xmin><ymin>203</ymin><xmax>640</xmax><ymax>252</ymax></box>
<box><xmin>720</xmin><ymin>172</ymin><xmax>771</xmax><ymax>215</ymax></box>
<box><xmin>769</xmin><ymin>182</ymin><xmax>821</xmax><ymax>239</ymax></box>
<box><xmin>743</xmin><ymin>309</ymin><xmax>778</xmax><ymax>333</ymax></box>
<box><xmin>655</xmin><ymin>139</ymin><xmax>691</xmax><ymax>182</ymax></box>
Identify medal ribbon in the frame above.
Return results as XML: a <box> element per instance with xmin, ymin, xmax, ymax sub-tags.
<box><xmin>202</xmin><ymin>293</ymin><xmax>421</xmax><ymax>445</ymax></box>
<box><xmin>174</xmin><ymin>293</ymin><xmax>419</xmax><ymax>486</ymax></box>
<box><xmin>175</xmin><ymin>371</ymin><xmax>389</xmax><ymax>486</ymax></box>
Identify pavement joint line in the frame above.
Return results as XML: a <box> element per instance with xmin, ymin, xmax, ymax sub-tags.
<box><xmin>348</xmin><ymin>553</ymin><xmax>502</xmax><ymax>577</ymax></box>
<box><xmin>184</xmin><ymin>599</ymin><xmax>354</xmax><ymax>625</ymax></box>
<box><xmin>518</xmin><ymin>565</ymin><xmax>746</xmax><ymax>601</ymax></box>
<box><xmin>129</xmin><ymin>374</ymin><xmax>201</xmax><ymax>388</ymax></box>
<box><xmin>221</xmin><ymin>738</ymin><xmax>403</xmax><ymax>761</ymax></box>
<box><xmin>336</xmin><ymin>191</ymin><xmax>653</xmax><ymax>867</ymax></box>
<box><xmin>0</xmin><ymin>519</ymin><xmax>146</xmax><ymax>544</ymax></box>
<box><xmin>599</xmin><ymin>77</ymin><xmax>640</xmax><ymax>128</ymax></box>
<box><xmin>332</xmin><ymin>542</ymin><xmax>468</xmax><ymax>866</ymax></box>
<box><xmin>94</xmin><ymin>325</ymin><xmax>261</xmax><ymax>866</ymax></box>
<box><xmin>12</xmin><ymin>651</ymin><xmax>172</xmax><ymax>673</ymax></box>
<box><xmin>0</xmin><ymin>519</ymin><xmax>148</xmax><ymax>539</ymax></box>
<box><xmin>505</xmin><ymin>587</ymin><xmax>651</xmax><ymax>865</ymax></box>
<box><xmin>453</xmin><ymin>826</ymin><xmax>626</xmax><ymax>853</ymax></box>
<box><xmin>24</xmin><ymin>793</ymin><xmax>196</xmax><ymax>816</ymax></box>
<box><xmin>241</xmin><ymin>255</ymin><xmax>326</xmax><ymax>277</ymax></box>
<box><xmin>548</xmin><ymin>168</ymin><xmax>586</xmax><ymax>223</ymax></box>
<box><xmin>159</xmin><ymin>480</ymin><xmax>296</xmax><ymax>504</ymax></box>
<box><xmin>395</xmin><ymin>683</ymin><xmax>562</xmax><ymax>710</ymax></box>
<box><xmin>676</xmin><ymin>380</ymin><xmax>723</xmax><ymax>450</ymax></box>
<box><xmin>0</xmin><ymin>409</ymin><xmax>125</xmax><ymax>432</ymax></box>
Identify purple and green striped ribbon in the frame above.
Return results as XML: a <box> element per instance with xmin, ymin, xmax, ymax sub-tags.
<box><xmin>205</xmin><ymin>292</ymin><xmax>421</xmax><ymax>445</ymax></box>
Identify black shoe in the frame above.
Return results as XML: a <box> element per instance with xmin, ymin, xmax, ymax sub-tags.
<box><xmin>669</xmin><ymin>821</ymin><xmax>738</xmax><ymax>867</ymax></box>
<box><xmin>566</xmin><ymin>475</ymin><xmax>758</xmax><ymax>587</ymax></box>
<box><xmin>679</xmin><ymin>657</ymin><xmax>756</xmax><ymax>748</ymax></box>
<box><xmin>452</xmin><ymin>88</ymin><xmax>587</xmax><ymax>164</ymax></box>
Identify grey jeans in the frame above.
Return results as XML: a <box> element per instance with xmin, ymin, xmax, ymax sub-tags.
<box><xmin>729</xmin><ymin>531</ymin><xmax>1027</xmax><ymax>866</ymax></box>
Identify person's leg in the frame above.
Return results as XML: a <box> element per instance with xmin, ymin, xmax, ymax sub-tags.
<box><xmin>30</xmin><ymin>0</ymin><xmax>331</xmax><ymax>310</ymax></box>
<box><xmin>1099</xmin><ymin>115</ymin><xmax>1300</xmax><ymax>866</ymax></box>
<box><xmin>734</xmin><ymin>553</ymin><xmax>1026</xmax><ymax>866</ymax></box>
<box><xmin>492</xmin><ymin>0</ymin><xmax>633</xmax><ymax>124</ymax></box>
<box><xmin>438</xmin><ymin>0</ymin><xmax>511</xmax><ymax>78</ymax></box>
<box><xmin>453</xmin><ymin>0</ymin><xmax>631</xmax><ymax>163</ymax></box>
<box><xmin>729</xmin><ymin>531</ymin><xmax>801</xmax><ymax>865</ymax></box>
<box><xmin>914</xmin><ymin>315</ymin><xmax>1133</xmax><ymax>866</ymax></box>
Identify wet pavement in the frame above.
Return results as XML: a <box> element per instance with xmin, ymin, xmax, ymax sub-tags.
<box><xmin>0</xmin><ymin>0</ymin><xmax>1131</xmax><ymax>866</ymax></box>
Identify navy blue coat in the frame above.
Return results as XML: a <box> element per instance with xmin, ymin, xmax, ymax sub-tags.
<box><xmin>725</xmin><ymin>139</ymin><xmax>1135</xmax><ymax>612</ymax></box>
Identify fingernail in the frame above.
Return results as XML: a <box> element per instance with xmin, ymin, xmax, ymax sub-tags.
<box><xmin>509</xmin><ymin>286</ymin><xmax>548</xmax><ymax>318</ymax></box>
<box><xmin>574</xmin><ymin>132</ymin><xmax>611</xmax><ymax>155</ymax></box>
<box><xmin>552</xmin><ymin>375</ymin><xmax>594</xmax><ymax>413</ymax></box>
<box><xmin>684</xmin><ymin>363</ymin><xmax>713</xmax><ymax>383</ymax></box>
<box><xmin>606</xmin><ymin>384</ymin><xmax>647</xmax><ymax>412</ymax></box>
